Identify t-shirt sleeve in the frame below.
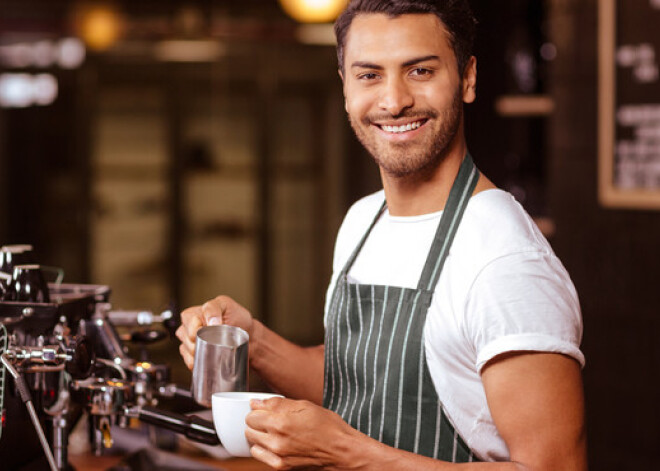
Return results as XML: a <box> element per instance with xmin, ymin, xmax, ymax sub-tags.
<box><xmin>464</xmin><ymin>249</ymin><xmax>585</xmax><ymax>372</ymax></box>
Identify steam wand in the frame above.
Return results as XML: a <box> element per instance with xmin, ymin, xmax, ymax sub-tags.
<box><xmin>0</xmin><ymin>353</ymin><xmax>58</xmax><ymax>471</ymax></box>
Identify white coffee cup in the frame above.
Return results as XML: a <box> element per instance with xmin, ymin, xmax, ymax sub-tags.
<box><xmin>212</xmin><ymin>391</ymin><xmax>283</xmax><ymax>457</ymax></box>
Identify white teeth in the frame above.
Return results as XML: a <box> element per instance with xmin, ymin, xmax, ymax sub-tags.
<box><xmin>381</xmin><ymin>120</ymin><xmax>423</xmax><ymax>133</ymax></box>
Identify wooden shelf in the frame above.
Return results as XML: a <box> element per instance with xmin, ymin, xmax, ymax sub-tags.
<box><xmin>495</xmin><ymin>95</ymin><xmax>555</xmax><ymax>117</ymax></box>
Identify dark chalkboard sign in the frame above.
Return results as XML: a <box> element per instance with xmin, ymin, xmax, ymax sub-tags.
<box><xmin>599</xmin><ymin>0</ymin><xmax>660</xmax><ymax>209</ymax></box>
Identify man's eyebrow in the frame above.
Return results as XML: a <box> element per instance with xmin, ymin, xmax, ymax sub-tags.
<box><xmin>350</xmin><ymin>61</ymin><xmax>383</xmax><ymax>70</ymax></box>
<box><xmin>350</xmin><ymin>55</ymin><xmax>441</xmax><ymax>70</ymax></box>
<box><xmin>401</xmin><ymin>55</ymin><xmax>440</xmax><ymax>67</ymax></box>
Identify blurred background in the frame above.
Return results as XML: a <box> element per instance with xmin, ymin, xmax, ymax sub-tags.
<box><xmin>0</xmin><ymin>0</ymin><xmax>658</xmax><ymax>469</ymax></box>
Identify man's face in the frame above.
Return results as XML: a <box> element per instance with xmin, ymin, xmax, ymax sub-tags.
<box><xmin>341</xmin><ymin>13</ymin><xmax>475</xmax><ymax>178</ymax></box>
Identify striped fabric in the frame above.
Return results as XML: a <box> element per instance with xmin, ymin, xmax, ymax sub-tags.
<box><xmin>324</xmin><ymin>154</ymin><xmax>479</xmax><ymax>462</ymax></box>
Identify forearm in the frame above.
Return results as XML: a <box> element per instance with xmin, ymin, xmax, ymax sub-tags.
<box><xmin>338</xmin><ymin>432</ymin><xmax>527</xmax><ymax>471</ymax></box>
<box><xmin>249</xmin><ymin>319</ymin><xmax>325</xmax><ymax>404</ymax></box>
<box><xmin>362</xmin><ymin>450</ymin><xmax>526</xmax><ymax>470</ymax></box>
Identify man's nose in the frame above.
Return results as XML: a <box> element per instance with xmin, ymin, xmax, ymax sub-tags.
<box><xmin>378</xmin><ymin>77</ymin><xmax>414</xmax><ymax>116</ymax></box>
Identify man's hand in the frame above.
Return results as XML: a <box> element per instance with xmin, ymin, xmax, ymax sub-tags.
<box><xmin>245</xmin><ymin>397</ymin><xmax>368</xmax><ymax>470</ymax></box>
<box><xmin>175</xmin><ymin>295</ymin><xmax>254</xmax><ymax>370</ymax></box>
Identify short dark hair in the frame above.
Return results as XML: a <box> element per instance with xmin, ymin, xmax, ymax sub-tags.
<box><xmin>334</xmin><ymin>0</ymin><xmax>476</xmax><ymax>76</ymax></box>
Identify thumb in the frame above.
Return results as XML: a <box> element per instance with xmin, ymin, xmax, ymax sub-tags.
<box><xmin>201</xmin><ymin>298</ymin><xmax>226</xmax><ymax>326</ymax></box>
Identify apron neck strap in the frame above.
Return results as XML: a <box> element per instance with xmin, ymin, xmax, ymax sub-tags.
<box><xmin>339</xmin><ymin>153</ymin><xmax>479</xmax><ymax>286</ymax></box>
<box><xmin>417</xmin><ymin>153</ymin><xmax>479</xmax><ymax>291</ymax></box>
<box><xmin>340</xmin><ymin>201</ymin><xmax>387</xmax><ymax>278</ymax></box>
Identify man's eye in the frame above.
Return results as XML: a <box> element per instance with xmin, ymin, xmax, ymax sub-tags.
<box><xmin>358</xmin><ymin>73</ymin><xmax>379</xmax><ymax>80</ymax></box>
<box><xmin>411</xmin><ymin>68</ymin><xmax>432</xmax><ymax>77</ymax></box>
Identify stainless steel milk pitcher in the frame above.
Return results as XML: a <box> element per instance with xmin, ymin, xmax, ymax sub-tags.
<box><xmin>191</xmin><ymin>325</ymin><xmax>249</xmax><ymax>407</ymax></box>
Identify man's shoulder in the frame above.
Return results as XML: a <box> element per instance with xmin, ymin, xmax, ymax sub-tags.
<box><xmin>456</xmin><ymin>189</ymin><xmax>553</xmax><ymax>261</ymax></box>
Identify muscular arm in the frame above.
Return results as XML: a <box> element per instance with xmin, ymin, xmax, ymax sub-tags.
<box><xmin>479</xmin><ymin>352</ymin><xmax>587</xmax><ymax>470</ymax></box>
<box><xmin>246</xmin><ymin>352</ymin><xmax>587</xmax><ymax>471</ymax></box>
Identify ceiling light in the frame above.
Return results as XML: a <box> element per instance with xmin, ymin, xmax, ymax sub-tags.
<box><xmin>278</xmin><ymin>0</ymin><xmax>348</xmax><ymax>24</ymax></box>
<box><xmin>72</xmin><ymin>2</ymin><xmax>125</xmax><ymax>51</ymax></box>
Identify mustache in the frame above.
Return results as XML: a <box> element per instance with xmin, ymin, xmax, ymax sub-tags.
<box><xmin>361</xmin><ymin>109</ymin><xmax>438</xmax><ymax>125</ymax></box>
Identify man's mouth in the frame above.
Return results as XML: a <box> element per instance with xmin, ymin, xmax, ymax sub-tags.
<box><xmin>378</xmin><ymin>119</ymin><xmax>427</xmax><ymax>134</ymax></box>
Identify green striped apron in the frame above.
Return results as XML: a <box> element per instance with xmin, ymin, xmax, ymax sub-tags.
<box><xmin>323</xmin><ymin>154</ymin><xmax>480</xmax><ymax>461</ymax></box>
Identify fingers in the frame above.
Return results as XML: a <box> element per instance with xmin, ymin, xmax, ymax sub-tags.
<box><xmin>247</xmin><ymin>424</ymin><xmax>295</xmax><ymax>470</ymax></box>
<box><xmin>175</xmin><ymin>305</ymin><xmax>204</xmax><ymax>370</ymax></box>
<box><xmin>248</xmin><ymin>424</ymin><xmax>323</xmax><ymax>470</ymax></box>
<box><xmin>244</xmin><ymin>400</ymin><xmax>335</xmax><ymax>470</ymax></box>
<box><xmin>201</xmin><ymin>295</ymin><xmax>229</xmax><ymax>325</ymax></box>
<box><xmin>178</xmin><ymin>305</ymin><xmax>204</xmax><ymax>340</ymax></box>
<box><xmin>250</xmin><ymin>396</ymin><xmax>284</xmax><ymax>412</ymax></box>
<box><xmin>250</xmin><ymin>444</ymin><xmax>320</xmax><ymax>471</ymax></box>
<box><xmin>245</xmin><ymin>398</ymin><xmax>297</xmax><ymax>433</ymax></box>
<box><xmin>179</xmin><ymin>343</ymin><xmax>194</xmax><ymax>370</ymax></box>
<box><xmin>245</xmin><ymin>398</ymin><xmax>288</xmax><ymax>437</ymax></box>
<box><xmin>250</xmin><ymin>444</ymin><xmax>288</xmax><ymax>470</ymax></box>
<box><xmin>175</xmin><ymin>295</ymin><xmax>251</xmax><ymax>370</ymax></box>
<box><xmin>245</xmin><ymin>409</ymin><xmax>271</xmax><ymax>434</ymax></box>
<box><xmin>246</xmin><ymin>416</ymin><xmax>282</xmax><ymax>468</ymax></box>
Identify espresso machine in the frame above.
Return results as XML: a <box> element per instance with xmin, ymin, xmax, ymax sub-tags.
<box><xmin>0</xmin><ymin>245</ymin><xmax>220</xmax><ymax>471</ymax></box>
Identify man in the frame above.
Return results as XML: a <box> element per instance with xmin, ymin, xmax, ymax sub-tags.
<box><xmin>176</xmin><ymin>1</ymin><xmax>587</xmax><ymax>469</ymax></box>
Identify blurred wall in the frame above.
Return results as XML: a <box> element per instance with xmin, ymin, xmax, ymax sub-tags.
<box><xmin>546</xmin><ymin>1</ymin><xmax>659</xmax><ymax>469</ymax></box>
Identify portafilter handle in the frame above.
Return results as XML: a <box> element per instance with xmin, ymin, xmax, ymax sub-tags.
<box><xmin>123</xmin><ymin>405</ymin><xmax>219</xmax><ymax>446</ymax></box>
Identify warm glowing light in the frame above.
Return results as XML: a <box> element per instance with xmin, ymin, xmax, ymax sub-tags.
<box><xmin>73</xmin><ymin>3</ymin><xmax>124</xmax><ymax>51</ymax></box>
<box><xmin>278</xmin><ymin>0</ymin><xmax>348</xmax><ymax>23</ymax></box>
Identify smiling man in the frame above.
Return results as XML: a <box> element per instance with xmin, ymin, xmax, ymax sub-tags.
<box><xmin>342</xmin><ymin>14</ymin><xmax>467</xmax><ymax>184</ymax></box>
<box><xmin>176</xmin><ymin>1</ymin><xmax>587</xmax><ymax>469</ymax></box>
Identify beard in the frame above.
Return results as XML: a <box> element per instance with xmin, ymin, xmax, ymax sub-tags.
<box><xmin>348</xmin><ymin>87</ymin><xmax>463</xmax><ymax>178</ymax></box>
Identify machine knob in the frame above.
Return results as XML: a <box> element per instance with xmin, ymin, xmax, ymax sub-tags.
<box><xmin>65</xmin><ymin>336</ymin><xmax>95</xmax><ymax>379</ymax></box>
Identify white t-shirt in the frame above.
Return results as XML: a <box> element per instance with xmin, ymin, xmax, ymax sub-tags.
<box><xmin>324</xmin><ymin>189</ymin><xmax>584</xmax><ymax>461</ymax></box>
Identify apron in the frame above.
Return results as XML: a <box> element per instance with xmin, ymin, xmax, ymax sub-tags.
<box><xmin>323</xmin><ymin>154</ymin><xmax>480</xmax><ymax>462</ymax></box>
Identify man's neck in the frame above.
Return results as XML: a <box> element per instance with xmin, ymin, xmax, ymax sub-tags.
<box><xmin>381</xmin><ymin>143</ymin><xmax>467</xmax><ymax>217</ymax></box>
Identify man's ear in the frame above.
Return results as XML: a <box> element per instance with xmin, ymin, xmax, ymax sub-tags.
<box><xmin>462</xmin><ymin>56</ymin><xmax>477</xmax><ymax>104</ymax></box>
<box><xmin>338</xmin><ymin>69</ymin><xmax>348</xmax><ymax>112</ymax></box>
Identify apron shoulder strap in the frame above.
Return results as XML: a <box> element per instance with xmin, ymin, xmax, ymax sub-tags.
<box><xmin>417</xmin><ymin>153</ymin><xmax>479</xmax><ymax>291</ymax></box>
<box><xmin>339</xmin><ymin>199</ymin><xmax>387</xmax><ymax>277</ymax></box>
